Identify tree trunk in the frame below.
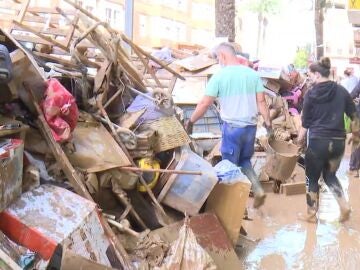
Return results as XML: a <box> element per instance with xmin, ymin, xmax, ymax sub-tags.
<box><xmin>215</xmin><ymin>0</ymin><xmax>235</xmax><ymax>41</ymax></box>
<box><xmin>256</xmin><ymin>12</ymin><xmax>263</xmax><ymax>58</ymax></box>
<box><xmin>314</xmin><ymin>0</ymin><xmax>324</xmax><ymax>59</ymax></box>
<box><xmin>262</xmin><ymin>16</ymin><xmax>268</xmax><ymax>57</ymax></box>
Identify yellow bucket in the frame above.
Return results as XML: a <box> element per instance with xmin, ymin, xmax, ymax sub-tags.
<box><xmin>136</xmin><ymin>158</ymin><xmax>160</xmax><ymax>192</ymax></box>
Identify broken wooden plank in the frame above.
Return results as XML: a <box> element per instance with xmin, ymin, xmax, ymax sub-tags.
<box><xmin>8</xmin><ymin>34</ymin><xmax>54</xmax><ymax>46</ymax></box>
<box><xmin>33</xmin><ymin>52</ymin><xmax>78</xmax><ymax>68</ymax></box>
<box><xmin>12</xmin><ymin>20</ymin><xmax>68</xmax><ymax>51</ymax></box>
<box><xmin>63</xmin><ymin>14</ymin><xmax>79</xmax><ymax>48</ymax></box>
<box><xmin>15</xmin><ymin>0</ymin><xmax>30</xmax><ymax>23</ymax></box>
<box><xmin>280</xmin><ymin>182</ymin><xmax>306</xmax><ymax>196</ymax></box>
<box><xmin>63</xmin><ymin>0</ymin><xmax>185</xmax><ymax>81</ymax></box>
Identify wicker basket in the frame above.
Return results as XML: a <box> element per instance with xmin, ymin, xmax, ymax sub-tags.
<box><xmin>147</xmin><ymin>116</ymin><xmax>190</xmax><ymax>153</ymax></box>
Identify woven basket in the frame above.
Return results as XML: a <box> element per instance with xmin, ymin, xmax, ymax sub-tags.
<box><xmin>147</xmin><ymin>116</ymin><xmax>190</xmax><ymax>153</ymax></box>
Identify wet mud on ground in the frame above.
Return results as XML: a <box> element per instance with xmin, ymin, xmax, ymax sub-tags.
<box><xmin>238</xmin><ymin>146</ymin><xmax>360</xmax><ymax>269</ymax></box>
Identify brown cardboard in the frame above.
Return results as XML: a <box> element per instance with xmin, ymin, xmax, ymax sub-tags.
<box><xmin>280</xmin><ymin>182</ymin><xmax>306</xmax><ymax>196</ymax></box>
<box><xmin>205</xmin><ymin>179</ymin><xmax>251</xmax><ymax>245</ymax></box>
<box><xmin>262</xmin><ymin>78</ymin><xmax>281</xmax><ymax>93</ymax></box>
<box><xmin>61</xmin><ymin>249</ymin><xmax>115</xmax><ymax>270</ymax></box>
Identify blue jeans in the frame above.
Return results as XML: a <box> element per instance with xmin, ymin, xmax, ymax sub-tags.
<box><xmin>221</xmin><ymin>122</ymin><xmax>263</xmax><ymax>195</ymax></box>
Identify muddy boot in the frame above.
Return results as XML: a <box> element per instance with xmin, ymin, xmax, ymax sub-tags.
<box><xmin>298</xmin><ymin>192</ymin><xmax>319</xmax><ymax>223</ymax></box>
<box><xmin>335</xmin><ymin>197</ymin><xmax>351</xmax><ymax>222</ymax></box>
<box><xmin>253</xmin><ymin>193</ymin><xmax>266</xmax><ymax>209</ymax></box>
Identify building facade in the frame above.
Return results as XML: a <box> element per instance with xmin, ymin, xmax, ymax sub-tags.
<box><xmin>29</xmin><ymin>0</ymin><xmax>215</xmax><ymax>48</ymax></box>
<box><xmin>324</xmin><ymin>1</ymin><xmax>359</xmax><ymax>77</ymax></box>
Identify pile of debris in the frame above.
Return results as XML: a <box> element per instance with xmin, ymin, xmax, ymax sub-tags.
<box><xmin>0</xmin><ymin>1</ymin><xmax>245</xmax><ymax>269</ymax></box>
<box><xmin>0</xmin><ymin>1</ymin><xmax>310</xmax><ymax>269</ymax></box>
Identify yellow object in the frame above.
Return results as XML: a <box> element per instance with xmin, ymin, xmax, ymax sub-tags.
<box><xmin>349</xmin><ymin>0</ymin><xmax>360</xmax><ymax>9</ymax></box>
<box><xmin>137</xmin><ymin>158</ymin><xmax>160</xmax><ymax>192</ymax></box>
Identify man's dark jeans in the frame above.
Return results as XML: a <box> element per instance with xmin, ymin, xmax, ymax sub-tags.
<box><xmin>221</xmin><ymin>122</ymin><xmax>263</xmax><ymax>195</ymax></box>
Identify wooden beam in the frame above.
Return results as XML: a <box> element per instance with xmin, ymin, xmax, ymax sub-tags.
<box><xmin>12</xmin><ymin>20</ymin><xmax>68</xmax><ymax>51</ymax></box>
<box><xmin>27</xmin><ymin>7</ymin><xmax>75</xmax><ymax>15</ymax></box>
<box><xmin>12</xmin><ymin>24</ymin><xmax>75</xmax><ymax>37</ymax></box>
<box><xmin>10</xmin><ymin>34</ymin><xmax>54</xmax><ymax>46</ymax></box>
<box><xmin>63</xmin><ymin>0</ymin><xmax>185</xmax><ymax>81</ymax></box>
<box><xmin>33</xmin><ymin>52</ymin><xmax>78</xmax><ymax>68</ymax></box>
<box><xmin>280</xmin><ymin>182</ymin><xmax>306</xmax><ymax>196</ymax></box>
<box><xmin>16</xmin><ymin>0</ymin><xmax>30</xmax><ymax>23</ymax></box>
<box><xmin>63</xmin><ymin>14</ymin><xmax>79</xmax><ymax>48</ymax></box>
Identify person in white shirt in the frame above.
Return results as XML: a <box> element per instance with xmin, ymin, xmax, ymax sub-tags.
<box><xmin>340</xmin><ymin>68</ymin><xmax>358</xmax><ymax>93</ymax></box>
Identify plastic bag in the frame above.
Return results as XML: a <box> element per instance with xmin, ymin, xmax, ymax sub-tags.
<box><xmin>214</xmin><ymin>159</ymin><xmax>247</xmax><ymax>184</ymax></box>
<box><xmin>156</xmin><ymin>219</ymin><xmax>216</xmax><ymax>270</ymax></box>
<box><xmin>42</xmin><ymin>78</ymin><xmax>79</xmax><ymax>142</ymax></box>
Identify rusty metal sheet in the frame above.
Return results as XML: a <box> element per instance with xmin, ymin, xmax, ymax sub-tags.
<box><xmin>66</xmin><ymin>122</ymin><xmax>131</xmax><ymax>173</ymax></box>
<box><xmin>151</xmin><ymin>213</ymin><xmax>242</xmax><ymax>269</ymax></box>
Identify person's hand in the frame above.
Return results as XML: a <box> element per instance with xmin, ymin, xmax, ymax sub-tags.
<box><xmin>185</xmin><ymin>119</ymin><xmax>194</xmax><ymax>134</ymax></box>
<box><xmin>264</xmin><ymin>122</ymin><xmax>273</xmax><ymax>138</ymax></box>
<box><xmin>296</xmin><ymin>135</ymin><xmax>306</xmax><ymax>148</ymax></box>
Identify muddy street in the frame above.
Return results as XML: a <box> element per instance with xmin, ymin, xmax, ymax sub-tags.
<box><xmin>239</xmin><ymin>151</ymin><xmax>360</xmax><ymax>270</ymax></box>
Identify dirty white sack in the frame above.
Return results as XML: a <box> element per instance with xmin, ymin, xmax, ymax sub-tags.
<box><xmin>155</xmin><ymin>220</ymin><xmax>216</xmax><ymax>270</ymax></box>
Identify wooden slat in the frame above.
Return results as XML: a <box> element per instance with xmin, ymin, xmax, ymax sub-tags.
<box><xmin>63</xmin><ymin>14</ymin><xmax>79</xmax><ymax>48</ymax></box>
<box><xmin>12</xmin><ymin>20</ymin><xmax>68</xmax><ymax>51</ymax></box>
<box><xmin>22</xmin><ymin>14</ymin><xmax>62</xmax><ymax>24</ymax></box>
<box><xmin>11</xmin><ymin>24</ymin><xmax>73</xmax><ymax>36</ymax></box>
<box><xmin>28</xmin><ymin>7</ymin><xmax>75</xmax><ymax>15</ymax></box>
<box><xmin>10</xmin><ymin>34</ymin><xmax>54</xmax><ymax>45</ymax></box>
<box><xmin>33</xmin><ymin>52</ymin><xmax>78</xmax><ymax>68</ymax></box>
<box><xmin>280</xmin><ymin>182</ymin><xmax>306</xmax><ymax>196</ymax></box>
<box><xmin>16</xmin><ymin>0</ymin><xmax>30</xmax><ymax>23</ymax></box>
<box><xmin>0</xmin><ymin>14</ymin><xmax>62</xmax><ymax>25</ymax></box>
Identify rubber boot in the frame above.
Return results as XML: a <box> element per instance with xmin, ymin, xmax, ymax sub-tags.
<box><xmin>241</xmin><ymin>166</ymin><xmax>266</xmax><ymax>208</ymax></box>
<box><xmin>253</xmin><ymin>192</ymin><xmax>267</xmax><ymax>209</ymax></box>
<box><xmin>299</xmin><ymin>192</ymin><xmax>319</xmax><ymax>223</ymax></box>
<box><xmin>335</xmin><ymin>196</ymin><xmax>351</xmax><ymax>222</ymax></box>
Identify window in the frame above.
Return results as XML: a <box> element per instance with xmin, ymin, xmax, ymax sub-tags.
<box><xmin>192</xmin><ymin>3</ymin><xmax>214</xmax><ymax>20</ymax></box>
<box><xmin>139</xmin><ymin>14</ymin><xmax>147</xmax><ymax>38</ymax></box>
<box><xmin>191</xmin><ymin>29</ymin><xmax>213</xmax><ymax>46</ymax></box>
<box><xmin>105</xmin><ymin>8</ymin><xmax>112</xmax><ymax>24</ymax></box>
<box><xmin>113</xmin><ymin>9</ymin><xmax>124</xmax><ymax>30</ymax></box>
<box><xmin>160</xmin><ymin>0</ymin><xmax>187</xmax><ymax>11</ymax></box>
<box><xmin>349</xmin><ymin>45</ymin><xmax>354</xmax><ymax>55</ymax></box>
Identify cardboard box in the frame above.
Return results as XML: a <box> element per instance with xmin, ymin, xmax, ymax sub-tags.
<box><xmin>262</xmin><ymin>78</ymin><xmax>281</xmax><ymax>93</ymax></box>
<box><xmin>0</xmin><ymin>139</ymin><xmax>23</xmax><ymax>212</ymax></box>
<box><xmin>205</xmin><ymin>179</ymin><xmax>251</xmax><ymax>245</ymax></box>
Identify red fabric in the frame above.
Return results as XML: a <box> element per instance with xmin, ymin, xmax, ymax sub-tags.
<box><xmin>42</xmin><ymin>79</ymin><xmax>79</xmax><ymax>142</ymax></box>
